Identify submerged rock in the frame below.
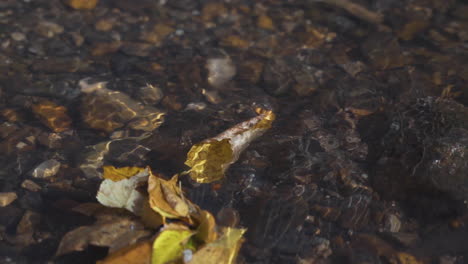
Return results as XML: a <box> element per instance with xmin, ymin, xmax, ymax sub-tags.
<box><xmin>373</xmin><ymin>97</ymin><xmax>468</xmax><ymax>214</ymax></box>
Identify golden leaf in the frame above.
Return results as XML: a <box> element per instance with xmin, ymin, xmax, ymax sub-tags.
<box><xmin>189</xmin><ymin>227</ymin><xmax>246</xmax><ymax>264</ymax></box>
<box><xmin>185</xmin><ymin>139</ymin><xmax>233</xmax><ymax>183</ymax></box>
<box><xmin>148</xmin><ymin>172</ymin><xmax>192</xmax><ymax>222</ymax></box>
<box><xmin>185</xmin><ymin>110</ymin><xmax>275</xmax><ymax>183</ymax></box>
<box><xmin>152</xmin><ymin>224</ymin><xmax>195</xmax><ymax>264</ymax></box>
<box><xmin>103</xmin><ymin>166</ymin><xmax>146</xmax><ymax>181</ymax></box>
<box><xmin>97</xmin><ymin>241</ymin><xmax>152</xmax><ymax>264</ymax></box>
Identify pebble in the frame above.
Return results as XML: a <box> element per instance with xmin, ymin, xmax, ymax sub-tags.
<box><xmin>206</xmin><ymin>57</ymin><xmax>236</xmax><ymax>88</ymax></box>
<box><xmin>0</xmin><ymin>192</ymin><xmax>17</xmax><ymax>207</ymax></box>
<box><xmin>65</xmin><ymin>0</ymin><xmax>99</xmax><ymax>10</ymax></box>
<box><xmin>31</xmin><ymin>159</ymin><xmax>61</xmax><ymax>179</ymax></box>
<box><xmin>10</xmin><ymin>32</ymin><xmax>26</xmax><ymax>41</ymax></box>
<box><xmin>138</xmin><ymin>84</ymin><xmax>164</xmax><ymax>105</ymax></box>
<box><xmin>35</xmin><ymin>21</ymin><xmax>64</xmax><ymax>38</ymax></box>
<box><xmin>21</xmin><ymin>180</ymin><xmax>42</xmax><ymax>192</ymax></box>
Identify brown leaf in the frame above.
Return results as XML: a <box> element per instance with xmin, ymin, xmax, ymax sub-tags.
<box><xmin>147</xmin><ymin>172</ymin><xmax>192</xmax><ymax>222</ymax></box>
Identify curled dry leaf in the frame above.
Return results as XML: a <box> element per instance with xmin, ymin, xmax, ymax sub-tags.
<box><xmin>147</xmin><ymin>172</ymin><xmax>193</xmax><ymax>222</ymax></box>
<box><xmin>151</xmin><ymin>223</ymin><xmax>195</xmax><ymax>264</ymax></box>
<box><xmin>96</xmin><ymin>167</ymin><xmax>149</xmax><ymax>215</ymax></box>
<box><xmin>189</xmin><ymin>227</ymin><xmax>246</xmax><ymax>264</ymax></box>
<box><xmin>56</xmin><ymin>215</ymin><xmax>150</xmax><ymax>257</ymax></box>
<box><xmin>185</xmin><ymin>109</ymin><xmax>275</xmax><ymax>183</ymax></box>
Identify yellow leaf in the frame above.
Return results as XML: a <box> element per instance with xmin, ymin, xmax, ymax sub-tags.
<box><xmin>185</xmin><ymin>139</ymin><xmax>233</xmax><ymax>183</ymax></box>
<box><xmin>185</xmin><ymin>110</ymin><xmax>275</xmax><ymax>183</ymax></box>
<box><xmin>152</xmin><ymin>224</ymin><xmax>195</xmax><ymax>264</ymax></box>
<box><xmin>189</xmin><ymin>227</ymin><xmax>246</xmax><ymax>264</ymax></box>
<box><xmin>148</xmin><ymin>172</ymin><xmax>191</xmax><ymax>222</ymax></box>
<box><xmin>97</xmin><ymin>241</ymin><xmax>152</xmax><ymax>264</ymax></box>
<box><xmin>103</xmin><ymin>166</ymin><xmax>146</xmax><ymax>181</ymax></box>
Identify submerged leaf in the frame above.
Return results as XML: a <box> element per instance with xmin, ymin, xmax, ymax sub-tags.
<box><xmin>103</xmin><ymin>166</ymin><xmax>146</xmax><ymax>181</ymax></box>
<box><xmin>96</xmin><ymin>168</ymin><xmax>149</xmax><ymax>215</ymax></box>
<box><xmin>189</xmin><ymin>227</ymin><xmax>246</xmax><ymax>264</ymax></box>
<box><xmin>185</xmin><ymin>110</ymin><xmax>275</xmax><ymax>183</ymax></box>
<box><xmin>56</xmin><ymin>215</ymin><xmax>150</xmax><ymax>257</ymax></box>
<box><xmin>152</xmin><ymin>224</ymin><xmax>195</xmax><ymax>264</ymax></box>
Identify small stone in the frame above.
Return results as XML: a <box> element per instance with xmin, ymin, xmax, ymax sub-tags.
<box><xmin>202</xmin><ymin>89</ymin><xmax>222</xmax><ymax>104</ymax></box>
<box><xmin>31</xmin><ymin>159</ymin><xmax>61</xmax><ymax>179</ymax></box>
<box><xmin>69</xmin><ymin>32</ymin><xmax>84</xmax><ymax>47</ymax></box>
<box><xmin>31</xmin><ymin>57</ymin><xmax>86</xmax><ymax>73</ymax></box>
<box><xmin>257</xmin><ymin>14</ymin><xmax>274</xmax><ymax>30</ymax></box>
<box><xmin>21</xmin><ymin>180</ymin><xmax>41</xmax><ymax>192</ymax></box>
<box><xmin>37</xmin><ymin>132</ymin><xmax>65</xmax><ymax>148</ymax></box>
<box><xmin>162</xmin><ymin>95</ymin><xmax>183</xmax><ymax>111</ymax></box>
<box><xmin>0</xmin><ymin>192</ymin><xmax>17</xmax><ymax>207</ymax></box>
<box><xmin>140</xmin><ymin>23</ymin><xmax>174</xmax><ymax>45</ymax></box>
<box><xmin>14</xmin><ymin>210</ymin><xmax>41</xmax><ymax>246</ymax></box>
<box><xmin>10</xmin><ymin>32</ymin><xmax>26</xmax><ymax>41</ymax></box>
<box><xmin>80</xmin><ymin>80</ymin><xmax>165</xmax><ymax>132</ymax></box>
<box><xmin>362</xmin><ymin>33</ymin><xmax>407</xmax><ymax>70</ymax></box>
<box><xmin>201</xmin><ymin>3</ymin><xmax>227</xmax><ymax>23</ymax></box>
<box><xmin>206</xmin><ymin>57</ymin><xmax>236</xmax><ymax>88</ymax></box>
<box><xmin>398</xmin><ymin>20</ymin><xmax>429</xmax><ymax>41</ymax></box>
<box><xmin>220</xmin><ymin>35</ymin><xmax>250</xmax><ymax>50</ymax></box>
<box><xmin>1</xmin><ymin>108</ymin><xmax>23</xmax><ymax>122</ymax></box>
<box><xmin>95</xmin><ymin>18</ymin><xmax>117</xmax><ymax>32</ymax></box>
<box><xmin>120</xmin><ymin>42</ymin><xmax>154</xmax><ymax>57</ymax></box>
<box><xmin>384</xmin><ymin>214</ymin><xmax>401</xmax><ymax>232</ymax></box>
<box><xmin>31</xmin><ymin>100</ymin><xmax>72</xmax><ymax>133</ymax></box>
<box><xmin>137</xmin><ymin>84</ymin><xmax>164</xmax><ymax>105</ymax></box>
<box><xmin>91</xmin><ymin>42</ymin><xmax>121</xmax><ymax>56</ymax></box>
<box><xmin>217</xmin><ymin>207</ymin><xmax>239</xmax><ymax>227</ymax></box>
<box><xmin>238</xmin><ymin>60</ymin><xmax>263</xmax><ymax>84</ymax></box>
<box><xmin>35</xmin><ymin>21</ymin><xmax>64</xmax><ymax>38</ymax></box>
<box><xmin>65</xmin><ymin>0</ymin><xmax>99</xmax><ymax>10</ymax></box>
<box><xmin>185</xmin><ymin>102</ymin><xmax>206</xmax><ymax>111</ymax></box>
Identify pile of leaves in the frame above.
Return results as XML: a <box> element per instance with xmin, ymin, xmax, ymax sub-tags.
<box><xmin>54</xmin><ymin>109</ymin><xmax>275</xmax><ymax>263</ymax></box>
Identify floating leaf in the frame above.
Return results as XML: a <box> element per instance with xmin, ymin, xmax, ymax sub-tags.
<box><xmin>185</xmin><ymin>109</ymin><xmax>275</xmax><ymax>183</ymax></box>
<box><xmin>96</xmin><ymin>168</ymin><xmax>149</xmax><ymax>215</ymax></box>
<box><xmin>103</xmin><ymin>166</ymin><xmax>146</xmax><ymax>181</ymax></box>
<box><xmin>152</xmin><ymin>224</ymin><xmax>195</xmax><ymax>264</ymax></box>
<box><xmin>189</xmin><ymin>227</ymin><xmax>246</xmax><ymax>264</ymax></box>
<box><xmin>148</xmin><ymin>172</ymin><xmax>192</xmax><ymax>222</ymax></box>
<box><xmin>97</xmin><ymin>241</ymin><xmax>152</xmax><ymax>264</ymax></box>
